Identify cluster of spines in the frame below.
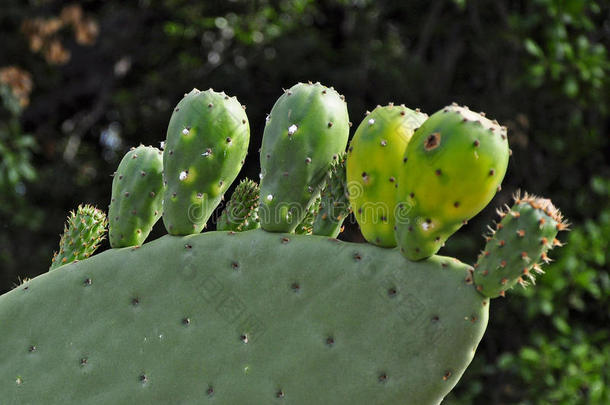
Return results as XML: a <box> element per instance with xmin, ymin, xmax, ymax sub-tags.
<box><xmin>294</xmin><ymin>197</ymin><xmax>321</xmax><ymax>235</ymax></box>
<box><xmin>50</xmin><ymin>204</ymin><xmax>107</xmax><ymax>270</ymax></box>
<box><xmin>217</xmin><ymin>178</ymin><xmax>260</xmax><ymax>232</ymax></box>
<box><xmin>473</xmin><ymin>191</ymin><xmax>569</xmax><ymax>298</ymax></box>
<box><xmin>313</xmin><ymin>153</ymin><xmax>351</xmax><ymax>237</ymax></box>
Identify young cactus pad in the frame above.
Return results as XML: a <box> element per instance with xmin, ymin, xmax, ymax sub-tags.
<box><xmin>259</xmin><ymin>82</ymin><xmax>349</xmax><ymax>233</ymax></box>
<box><xmin>49</xmin><ymin>204</ymin><xmax>107</xmax><ymax>270</ymax></box>
<box><xmin>162</xmin><ymin>88</ymin><xmax>250</xmax><ymax>235</ymax></box>
<box><xmin>312</xmin><ymin>153</ymin><xmax>351</xmax><ymax>238</ymax></box>
<box><xmin>108</xmin><ymin>145</ymin><xmax>164</xmax><ymax>248</ymax></box>
<box><xmin>294</xmin><ymin>196</ymin><xmax>321</xmax><ymax>235</ymax></box>
<box><xmin>347</xmin><ymin>104</ymin><xmax>428</xmax><ymax>247</ymax></box>
<box><xmin>474</xmin><ymin>192</ymin><xmax>568</xmax><ymax>298</ymax></box>
<box><xmin>217</xmin><ymin>178</ymin><xmax>260</xmax><ymax>232</ymax></box>
<box><xmin>395</xmin><ymin>104</ymin><xmax>509</xmax><ymax>260</ymax></box>
<box><xmin>1</xmin><ymin>230</ymin><xmax>488</xmax><ymax>404</ymax></box>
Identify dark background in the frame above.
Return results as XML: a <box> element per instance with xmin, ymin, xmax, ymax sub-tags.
<box><xmin>1</xmin><ymin>0</ymin><xmax>608</xmax><ymax>403</ymax></box>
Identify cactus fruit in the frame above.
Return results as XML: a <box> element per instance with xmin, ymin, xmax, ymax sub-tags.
<box><xmin>312</xmin><ymin>153</ymin><xmax>351</xmax><ymax>237</ymax></box>
<box><xmin>395</xmin><ymin>104</ymin><xmax>510</xmax><ymax>260</ymax></box>
<box><xmin>259</xmin><ymin>82</ymin><xmax>350</xmax><ymax>233</ymax></box>
<box><xmin>473</xmin><ymin>192</ymin><xmax>569</xmax><ymax>298</ymax></box>
<box><xmin>1</xmin><ymin>230</ymin><xmax>488</xmax><ymax>404</ymax></box>
<box><xmin>217</xmin><ymin>178</ymin><xmax>260</xmax><ymax>232</ymax></box>
<box><xmin>347</xmin><ymin>104</ymin><xmax>428</xmax><ymax>247</ymax></box>
<box><xmin>162</xmin><ymin>88</ymin><xmax>250</xmax><ymax>235</ymax></box>
<box><xmin>49</xmin><ymin>204</ymin><xmax>107</xmax><ymax>270</ymax></box>
<box><xmin>108</xmin><ymin>145</ymin><xmax>164</xmax><ymax>248</ymax></box>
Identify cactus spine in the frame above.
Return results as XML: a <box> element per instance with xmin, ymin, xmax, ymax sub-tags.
<box><xmin>259</xmin><ymin>82</ymin><xmax>349</xmax><ymax>233</ymax></box>
<box><xmin>108</xmin><ymin>145</ymin><xmax>164</xmax><ymax>248</ymax></box>
<box><xmin>473</xmin><ymin>192</ymin><xmax>568</xmax><ymax>298</ymax></box>
<box><xmin>294</xmin><ymin>196</ymin><xmax>321</xmax><ymax>235</ymax></box>
<box><xmin>395</xmin><ymin>105</ymin><xmax>509</xmax><ymax>260</ymax></box>
<box><xmin>163</xmin><ymin>88</ymin><xmax>250</xmax><ymax>235</ymax></box>
<box><xmin>50</xmin><ymin>204</ymin><xmax>107</xmax><ymax>270</ymax></box>
<box><xmin>312</xmin><ymin>153</ymin><xmax>351</xmax><ymax>237</ymax></box>
<box><xmin>347</xmin><ymin>104</ymin><xmax>428</xmax><ymax>247</ymax></box>
<box><xmin>217</xmin><ymin>178</ymin><xmax>260</xmax><ymax>232</ymax></box>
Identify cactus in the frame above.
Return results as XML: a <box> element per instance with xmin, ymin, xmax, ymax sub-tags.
<box><xmin>162</xmin><ymin>88</ymin><xmax>250</xmax><ymax>235</ymax></box>
<box><xmin>312</xmin><ymin>153</ymin><xmax>351</xmax><ymax>237</ymax></box>
<box><xmin>4</xmin><ymin>83</ymin><xmax>569</xmax><ymax>404</ymax></box>
<box><xmin>395</xmin><ymin>104</ymin><xmax>509</xmax><ymax>260</ymax></box>
<box><xmin>347</xmin><ymin>104</ymin><xmax>428</xmax><ymax>247</ymax></box>
<box><xmin>473</xmin><ymin>192</ymin><xmax>569</xmax><ymax>298</ymax></box>
<box><xmin>1</xmin><ymin>230</ymin><xmax>488</xmax><ymax>404</ymax></box>
<box><xmin>294</xmin><ymin>196</ymin><xmax>321</xmax><ymax>235</ymax></box>
<box><xmin>108</xmin><ymin>145</ymin><xmax>164</xmax><ymax>248</ymax></box>
<box><xmin>259</xmin><ymin>82</ymin><xmax>349</xmax><ymax>233</ymax></box>
<box><xmin>49</xmin><ymin>204</ymin><xmax>107</xmax><ymax>270</ymax></box>
<box><xmin>217</xmin><ymin>178</ymin><xmax>260</xmax><ymax>232</ymax></box>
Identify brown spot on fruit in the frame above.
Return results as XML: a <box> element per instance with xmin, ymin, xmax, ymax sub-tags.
<box><xmin>424</xmin><ymin>132</ymin><xmax>441</xmax><ymax>151</ymax></box>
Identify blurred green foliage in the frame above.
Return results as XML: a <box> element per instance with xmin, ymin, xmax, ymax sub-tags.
<box><xmin>0</xmin><ymin>0</ymin><xmax>608</xmax><ymax>403</ymax></box>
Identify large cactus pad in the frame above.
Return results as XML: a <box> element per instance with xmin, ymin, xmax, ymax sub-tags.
<box><xmin>1</xmin><ymin>230</ymin><xmax>488</xmax><ymax>404</ymax></box>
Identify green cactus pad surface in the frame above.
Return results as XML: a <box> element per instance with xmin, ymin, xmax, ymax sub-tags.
<box><xmin>1</xmin><ymin>230</ymin><xmax>488</xmax><ymax>404</ymax></box>
<box><xmin>108</xmin><ymin>145</ymin><xmax>164</xmax><ymax>248</ymax></box>
<box><xmin>347</xmin><ymin>104</ymin><xmax>428</xmax><ymax>247</ymax></box>
<box><xmin>395</xmin><ymin>105</ymin><xmax>509</xmax><ymax>260</ymax></box>
<box><xmin>259</xmin><ymin>82</ymin><xmax>349</xmax><ymax>233</ymax></box>
<box><xmin>474</xmin><ymin>192</ymin><xmax>568</xmax><ymax>298</ymax></box>
<box><xmin>162</xmin><ymin>88</ymin><xmax>250</xmax><ymax>235</ymax></box>
<box><xmin>312</xmin><ymin>153</ymin><xmax>351</xmax><ymax>238</ymax></box>
<box><xmin>217</xmin><ymin>178</ymin><xmax>260</xmax><ymax>232</ymax></box>
<box><xmin>50</xmin><ymin>204</ymin><xmax>107</xmax><ymax>270</ymax></box>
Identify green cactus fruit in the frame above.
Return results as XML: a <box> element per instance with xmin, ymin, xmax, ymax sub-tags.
<box><xmin>162</xmin><ymin>88</ymin><xmax>250</xmax><ymax>235</ymax></box>
<box><xmin>347</xmin><ymin>104</ymin><xmax>428</xmax><ymax>247</ymax></box>
<box><xmin>294</xmin><ymin>196</ymin><xmax>321</xmax><ymax>235</ymax></box>
<box><xmin>1</xmin><ymin>230</ymin><xmax>488</xmax><ymax>404</ymax></box>
<box><xmin>50</xmin><ymin>204</ymin><xmax>107</xmax><ymax>270</ymax></box>
<box><xmin>108</xmin><ymin>145</ymin><xmax>164</xmax><ymax>248</ymax></box>
<box><xmin>473</xmin><ymin>192</ymin><xmax>569</xmax><ymax>298</ymax></box>
<box><xmin>259</xmin><ymin>82</ymin><xmax>350</xmax><ymax>233</ymax></box>
<box><xmin>395</xmin><ymin>104</ymin><xmax>510</xmax><ymax>260</ymax></box>
<box><xmin>312</xmin><ymin>153</ymin><xmax>351</xmax><ymax>237</ymax></box>
<box><xmin>217</xmin><ymin>178</ymin><xmax>260</xmax><ymax>232</ymax></box>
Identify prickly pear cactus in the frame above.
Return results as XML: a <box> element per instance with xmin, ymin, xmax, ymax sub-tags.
<box><xmin>0</xmin><ymin>82</ymin><xmax>569</xmax><ymax>405</ymax></box>
<box><xmin>474</xmin><ymin>192</ymin><xmax>568</xmax><ymax>298</ymax></box>
<box><xmin>50</xmin><ymin>204</ymin><xmax>107</xmax><ymax>270</ymax></box>
<box><xmin>347</xmin><ymin>104</ymin><xmax>428</xmax><ymax>247</ymax></box>
<box><xmin>108</xmin><ymin>145</ymin><xmax>164</xmax><ymax>248</ymax></box>
<box><xmin>162</xmin><ymin>88</ymin><xmax>250</xmax><ymax>235</ymax></box>
<box><xmin>312</xmin><ymin>153</ymin><xmax>350</xmax><ymax>238</ymax></box>
<box><xmin>217</xmin><ymin>178</ymin><xmax>260</xmax><ymax>232</ymax></box>
<box><xmin>1</xmin><ymin>230</ymin><xmax>488</xmax><ymax>404</ymax></box>
<box><xmin>259</xmin><ymin>82</ymin><xmax>349</xmax><ymax>233</ymax></box>
<box><xmin>395</xmin><ymin>104</ymin><xmax>509</xmax><ymax>260</ymax></box>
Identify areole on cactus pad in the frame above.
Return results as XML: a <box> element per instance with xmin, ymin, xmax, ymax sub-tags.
<box><xmin>2</xmin><ymin>83</ymin><xmax>568</xmax><ymax>405</ymax></box>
